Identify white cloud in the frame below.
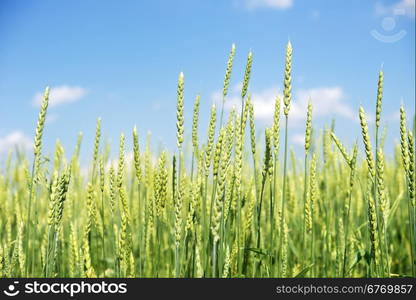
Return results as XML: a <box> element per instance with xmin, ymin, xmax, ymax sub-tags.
<box><xmin>32</xmin><ymin>85</ymin><xmax>87</xmax><ymax>107</ymax></box>
<box><xmin>105</xmin><ymin>150</ymin><xmax>135</xmax><ymax>171</ymax></box>
<box><xmin>244</xmin><ymin>0</ymin><xmax>294</xmax><ymax>10</ymax></box>
<box><xmin>375</xmin><ymin>0</ymin><xmax>415</xmax><ymax>18</ymax></box>
<box><xmin>291</xmin><ymin>86</ymin><xmax>354</xmax><ymax>122</ymax></box>
<box><xmin>212</xmin><ymin>84</ymin><xmax>355</xmax><ymax>126</ymax></box>
<box><xmin>389</xmin><ymin>111</ymin><xmax>401</xmax><ymax>121</ymax></box>
<box><xmin>46</xmin><ymin>113</ymin><xmax>59</xmax><ymax>124</ymax></box>
<box><xmin>0</xmin><ymin>131</ymin><xmax>33</xmax><ymax>154</ymax></box>
<box><xmin>212</xmin><ymin>85</ymin><xmax>281</xmax><ymax>120</ymax></box>
<box><xmin>291</xmin><ymin>133</ymin><xmax>305</xmax><ymax>146</ymax></box>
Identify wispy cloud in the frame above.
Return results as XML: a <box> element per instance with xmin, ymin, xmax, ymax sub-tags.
<box><xmin>212</xmin><ymin>84</ymin><xmax>279</xmax><ymax>118</ymax></box>
<box><xmin>46</xmin><ymin>113</ymin><xmax>59</xmax><ymax>124</ymax></box>
<box><xmin>0</xmin><ymin>131</ymin><xmax>33</xmax><ymax>154</ymax></box>
<box><xmin>375</xmin><ymin>0</ymin><xmax>415</xmax><ymax>18</ymax></box>
<box><xmin>32</xmin><ymin>85</ymin><xmax>87</xmax><ymax>107</ymax></box>
<box><xmin>291</xmin><ymin>133</ymin><xmax>305</xmax><ymax>146</ymax></box>
<box><xmin>291</xmin><ymin>86</ymin><xmax>354</xmax><ymax>122</ymax></box>
<box><xmin>242</xmin><ymin>0</ymin><xmax>294</xmax><ymax>10</ymax></box>
<box><xmin>212</xmin><ymin>84</ymin><xmax>354</xmax><ymax>126</ymax></box>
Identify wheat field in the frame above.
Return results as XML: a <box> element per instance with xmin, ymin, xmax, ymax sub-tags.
<box><xmin>0</xmin><ymin>42</ymin><xmax>415</xmax><ymax>278</ymax></box>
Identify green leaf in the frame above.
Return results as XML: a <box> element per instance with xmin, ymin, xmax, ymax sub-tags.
<box><xmin>244</xmin><ymin>247</ymin><xmax>269</xmax><ymax>257</ymax></box>
<box><xmin>294</xmin><ymin>264</ymin><xmax>314</xmax><ymax>278</ymax></box>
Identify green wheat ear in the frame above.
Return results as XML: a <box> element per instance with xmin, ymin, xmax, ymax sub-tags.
<box><xmin>117</xmin><ymin>133</ymin><xmax>125</xmax><ymax>188</ymax></box>
<box><xmin>331</xmin><ymin>132</ymin><xmax>350</xmax><ymax>165</ymax></box>
<box><xmin>205</xmin><ymin>104</ymin><xmax>217</xmax><ymax>174</ymax></box>
<box><xmin>54</xmin><ymin>166</ymin><xmax>71</xmax><ymax>227</ymax></box>
<box><xmin>132</xmin><ymin>125</ymin><xmax>142</xmax><ymax>183</ymax></box>
<box><xmin>241</xmin><ymin>51</ymin><xmax>253</xmax><ymax>100</ymax></box>
<box><xmin>359</xmin><ymin>106</ymin><xmax>375</xmax><ymax>178</ymax></box>
<box><xmin>248</xmin><ymin>96</ymin><xmax>256</xmax><ymax>156</ymax></box>
<box><xmin>86</xmin><ymin>182</ymin><xmax>96</xmax><ymax>234</ymax></box>
<box><xmin>192</xmin><ymin>95</ymin><xmax>201</xmax><ymax>153</ymax></box>
<box><xmin>376</xmin><ymin>149</ymin><xmax>388</xmax><ymax>225</ymax></box>
<box><xmin>305</xmin><ymin>100</ymin><xmax>312</xmax><ymax>153</ymax></box>
<box><xmin>33</xmin><ymin>86</ymin><xmax>50</xmax><ymax>175</ymax></box>
<box><xmin>408</xmin><ymin>131</ymin><xmax>415</xmax><ymax>206</ymax></box>
<box><xmin>283</xmin><ymin>41</ymin><xmax>292</xmax><ymax>116</ymax></box>
<box><xmin>211</xmin><ymin>130</ymin><xmax>230</xmax><ymax>243</ymax></box>
<box><xmin>366</xmin><ymin>175</ymin><xmax>380</xmax><ymax>273</ymax></box>
<box><xmin>400</xmin><ymin>105</ymin><xmax>409</xmax><ymax>172</ymax></box>
<box><xmin>155</xmin><ymin>151</ymin><xmax>168</xmax><ymax>217</ymax></box>
<box><xmin>223</xmin><ymin>43</ymin><xmax>236</xmax><ymax>98</ymax></box>
<box><xmin>263</xmin><ymin>128</ymin><xmax>273</xmax><ymax>179</ymax></box>
<box><xmin>109</xmin><ymin>165</ymin><xmax>116</xmax><ymax>213</ymax></box>
<box><xmin>375</xmin><ymin>69</ymin><xmax>384</xmax><ymax>129</ymax></box>
<box><xmin>174</xmin><ymin>178</ymin><xmax>184</xmax><ymax>246</ymax></box>
<box><xmin>99</xmin><ymin>157</ymin><xmax>104</xmax><ymax>193</ymax></box>
<box><xmin>176</xmin><ymin>72</ymin><xmax>185</xmax><ymax>149</ymax></box>
<box><xmin>219</xmin><ymin>44</ymin><xmax>236</xmax><ymax>128</ymax></box>
<box><xmin>273</xmin><ymin>96</ymin><xmax>281</xmax><ymax>156</ymax></box>
<box><xmin>93</xmin><ymin>117</ymin><xmax>102</xmax><ymax>164</ymax></box>
<box><xmin>213</xmin><ymin>128</ymin><xmax>226</xmax><ymax>178</ymax></box>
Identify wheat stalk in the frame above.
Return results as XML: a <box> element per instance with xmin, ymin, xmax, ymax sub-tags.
<box><xmin>279</xmin><ymin>41</ymin><xmax>292</xmax><ymax>276</ymax></box>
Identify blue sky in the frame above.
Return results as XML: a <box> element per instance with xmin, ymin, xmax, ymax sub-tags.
<box><xmin>0</xmin><ymin>0</ymin><xmax>414</xmax><ymax>161</ymax></box>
